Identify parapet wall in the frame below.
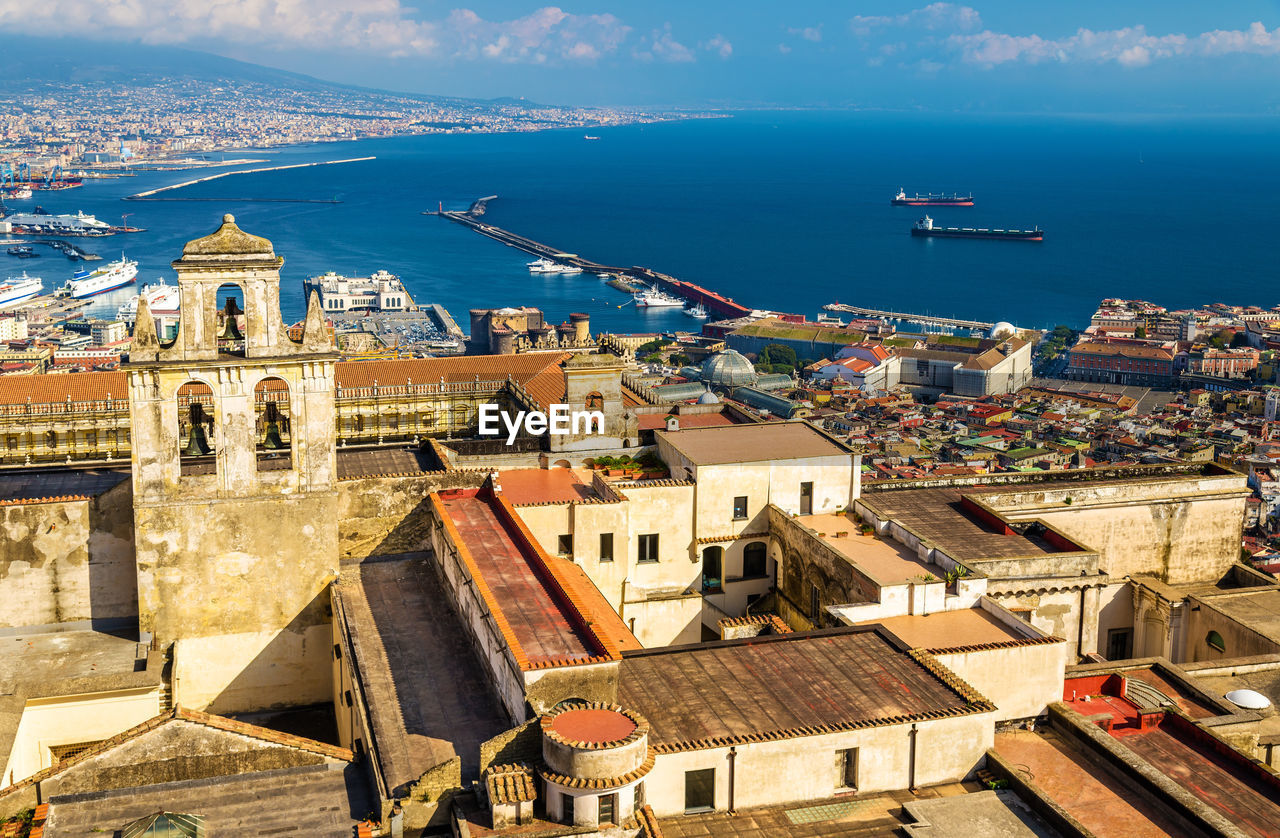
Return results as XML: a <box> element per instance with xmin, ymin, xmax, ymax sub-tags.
<box><xmin>0</xmin><ymin>477</ymin><xmax>136</xmax><ymax>631</ymax></box>
<box><xmin>337</xmin><ymin>470</ymin><xmax>486</xmax><ymax>562</ymax></box>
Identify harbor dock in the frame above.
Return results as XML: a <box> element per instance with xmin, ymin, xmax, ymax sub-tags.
<box><xmin>823</xmin><ymin>303</ymin><xmax>993</xmax><ymax>332</ymax></box>
<box><xmin>124</xmin><ymin>156</ymin><xmax>376</xmax><ymax>201</ymax></box>
<box><xmin>432</xmin><ymin>197</ymin><xmax>753</xmax><ymax>319</ymax></box>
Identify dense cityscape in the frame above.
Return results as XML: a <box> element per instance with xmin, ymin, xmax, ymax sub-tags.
<box><xmin>3</xmin><ymin>6</ymin><xmax>1280</xmax><ymax>838</ymax></box>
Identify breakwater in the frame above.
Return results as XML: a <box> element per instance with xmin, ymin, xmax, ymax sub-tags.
<box><xmin>124</xmin><ymin>156</ymin><xmax>376</xmax><ymax>201</ymax></box>
<box><xmin>433</xmin><ymin>197</ymin><xmax>754</xmax><ymax>319</ymax></box>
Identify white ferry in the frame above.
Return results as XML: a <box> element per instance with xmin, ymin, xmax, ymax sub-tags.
<box><xmin>61</xmin><ymin>256</ymin><xmax>138</xmax><ymax>299</ymax></box>
<box><xmin>633</xmin><ymin>287</ymin><xmax>684</xmax><ymax>308</ymax></box>
<box><xmin>116</xmin><ymin>280</ymin><xmax>181</xmax><ymax>324</ymax></box>
<box><xmin>5</xmin><ymin>187</ymin><xmax>33</xmax><ymax>200</ymax></box>
<box><xmin>2</xmin><ymin>209</ymin><xmax>111</xmax><ymax>236</ymax></box>
<box><xmin>0</xmin><ymin>272</ymin><xmax>43</xmax><ymax>307</ymax></box>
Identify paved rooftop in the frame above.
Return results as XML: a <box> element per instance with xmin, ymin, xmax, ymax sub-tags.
<box><xmin>860</xmin><ymin>488</ymin><xmax>1056</xmax><ymax>562</ymax></box>
<box><xmin>656</xmin><ymin>421</ymin><xmax>850</xmax><ymax>466</ymax></box>
<box><xmin>0</xmin><ymin>629</ymin><xmax>152</xmax><ymax>697</ymax></box>
<box><xmin>44</xmin><ymin>763</ymin><xmax>369</xmax><ymax>838</ymax></box>
<box><xmin>859</xmin><ymin>609</ymin><xmax>1032</xmax><ymax>650</ymax></box>
<box><xmin>993</xmin><ymin>729</ymin><xmax>1206</xmax><ymax>838</ymax></box>
<box><xmin>0</xmin><ymin>468</ymin><xmax>129</xmax><ymax>503</ymax></box>
<box><xmin>1194</xmin><ymin>589</ymin><xmax>1280</xmax><ymax>645</ymax></box>
<box><xmin>439</xmin><ymin>493</ymin><xmax>599</xmax><ymax>663</ymax></box>
<box><xmin>797</xmin><ymin>514</ymin><xmax>943</xmax><ymax>585</ymax></box>
<box><xmin>335</xmin><ymin>557</ymin><xmax>509</xmax><ymax>792</ymax></box>
<box><xmin>336</xmin><ymin>446</ymin><xmax>439</xmax><ymax>479</ymax></box>
<box><xmin>900</xmin><ymin>789</ymin><xmax>1065</xmax><ymax>837</ymax></box>
<box><xmin>618</xmin><ymin>627</ymin><xmax>985</xmax><ymax>751</ymax></box>
<box><xmin>500</xmin><ymin>467</ymin><xmax>597</xmax><ymax>504</ymax></box>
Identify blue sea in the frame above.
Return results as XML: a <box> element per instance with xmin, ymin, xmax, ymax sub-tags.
<box><xmin>7</xmin><ymin>111</ymin><xmax>1280</xmax><ymax>333</ymax></box>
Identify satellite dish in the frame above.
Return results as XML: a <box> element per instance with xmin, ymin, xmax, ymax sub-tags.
<box><xmin>1225</xmin><ymin>689</ymin><xmax>1271</xmax><ymax>710</ymax></box>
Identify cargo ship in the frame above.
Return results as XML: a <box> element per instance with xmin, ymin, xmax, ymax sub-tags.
<box><xmin>892</xmin><ymin>189</ymin><xmax>974</xmax><ymax>206</ymax></box>
<box><xmin>911</xmin><ymin>215</ymin><xmax>1042</xmax><ymax>242</ymax></box>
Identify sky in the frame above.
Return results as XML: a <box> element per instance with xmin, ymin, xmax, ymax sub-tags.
<box><xmin>1</xmin><ymin>1</ymin><xmax>1279</xmax><ymax>110</ymax></box>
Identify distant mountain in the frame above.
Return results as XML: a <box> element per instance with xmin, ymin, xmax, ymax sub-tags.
<box><xmin>0</xmin><ymin>37</ymin><xmax>546</xmax><ymax>106</ymax></box>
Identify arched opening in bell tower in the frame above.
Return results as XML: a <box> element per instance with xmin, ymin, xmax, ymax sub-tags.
<box><xmin>254</xmin><ymin>377</ymin><xmax>292</xmax><ymax>471</ymax></box>
<box><xmin>215</xmin><ymin>283</ymin><xmax>246</xmax><ymax>357</ymax></box>
<box><xmin>177</xmin><ymin>380</ymin><xmax>216</xmax><ymax>476</ymax></box>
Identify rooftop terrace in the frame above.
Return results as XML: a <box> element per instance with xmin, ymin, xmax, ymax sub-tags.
<box><xmin>859</xmin><ymin>609</ymin><xmax>1032</xmax><ymax>651</ymax></box>
<box><xmin>860</xmin><ymin>487</ymin><xmax>1057</xmax><ymax>562</ymax></box>
<box><xmin>796</xmin><ymin>513</ymin><xmax>943</xmax><ymax>584</ymax></box>
<box><xmin>500</xmin><ymin>467</ymin><xmax>597</xmax><ymax>505</ymax></box>
<box><xmin>334</xmin><ymin>557</ymin><xmax>509</xmax><ymax>791</ymax></box>
<box><xmin>657</xmin><ymin>421</ymin><xmax>851</xmax><ymax>466</ymax></box>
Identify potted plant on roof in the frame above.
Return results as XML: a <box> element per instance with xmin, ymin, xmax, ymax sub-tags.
<box><xmin>860</xmin><ymin>523</ymin><xmax>874</xmax><ymax>537</ymax></box>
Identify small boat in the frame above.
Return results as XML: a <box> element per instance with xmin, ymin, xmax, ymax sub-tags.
<box><xmin>684</xmin><ymin>303</ymin><xmax>709</xmax><ymax>319</ymax></box>
<box><xmin>559</xmin><ymin>265</ymin><xmax>583</xmax><ymax>275</ymax></box>
<box><xmin>528</xmin><ymin>257</ymin><xmax>568</xmax><ymax>274</ymax></box>
<box><xmin>584</xmin><ymin>135</ymin><xmax>601</xmax><ymax>141</ymax></box>
<box><xmin>7</xmin><ymin>245</ymin><xmax>38</xmax><ymax>258</ymax></box>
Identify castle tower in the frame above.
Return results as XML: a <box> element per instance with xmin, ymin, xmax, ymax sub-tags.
<box><xmin>550</xmin><ymin>353</ymin><xmax>638</xmax><ymax>453</ymax></box>
<box><xmin>127</xmin><ymin>215</ymin><xmax>338</xmax><ymax>714</ymax></box>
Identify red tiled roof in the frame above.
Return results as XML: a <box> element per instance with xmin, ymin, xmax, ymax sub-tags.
<box><xmin>0</xmin><ymin>370</ymin><xmax>126</xmax><ymax>404</ymax></box>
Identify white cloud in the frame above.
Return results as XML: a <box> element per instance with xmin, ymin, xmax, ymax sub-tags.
<box><xmin>851</xmin><ymin>3</ymin><xmax>981</xmax><ymax>37</ymax></box>
<box><xmin>949</xmin><ymin>23</ymin><xmax>1279</xmax><ymax>67</ymax></box>
<box><xmin>0</xmin><ymin>1</ymin><xmax>632</xmax><ymax>64</ymax></box>
<box><xmin>635</xmin><ymin>24</ymin><xmax>695</xmax><ymax>63</ymax></box>
<box><xmin>778</xmin><ymin>43</ymin><xmax>792</xmax><ymax>54</ymax></box>
<box><xmin>787</xmin><ymin>25</ymin><xmax>823</xmax><ymax>43</ymax></box>
<box><xmin>701</xmin><ymin>35</ymin><xmax>733</xmax><ymax>59</ymax></box>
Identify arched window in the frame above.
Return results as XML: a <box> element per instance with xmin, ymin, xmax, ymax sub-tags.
<box><xmin>254</xmin><ymin>377</ymin><xmax>291</xmax><ymax>471</ymax></box>
<box><xmin>743</xmin><ymin>542</ymin><xmax>768</xmax><ymax>578</ymax></box>
<box><xmin>1206</xmin><ymin>631</ymin><xmax>1226</xmax><ymax>653</ymax></box>
<box><xmin>702</xmin><ymin>546</ymin><xmax>723</xmax><ymax>591</ymax></box>
<box><xmin>177</xmin><ymin>381</ymin><xmax>215</xmax><ymax>474</ymax></box>
<box><xmin>45</xmin><ymin>430</ymin><xmax>57</xmax><ymax>450</ymax></box>
<box><xmin>214</xmin><ymin>283</ymin><xmax>246</xmax><ymax>356</ymax></box>
<box><xmin>585</xmin><ymin>391</ymin><xmax>604</xmax><ymax>410</ymax></box>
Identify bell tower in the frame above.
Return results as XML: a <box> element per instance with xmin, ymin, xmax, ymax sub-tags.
<box><xmin>127</xmin><ymin>214</ymin><xmax>339</xmax><ymax>714</ymax></box>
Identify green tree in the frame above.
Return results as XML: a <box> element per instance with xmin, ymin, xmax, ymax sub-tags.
<box><xmin>758</xmin><ymin>343</ymin><xmax>798</xmax><ymax>370</ymax></box>
<box><xmin>1134</xmin><ymin>326</ymin><xmax>1147</xmax><ymax>339</ymax></box>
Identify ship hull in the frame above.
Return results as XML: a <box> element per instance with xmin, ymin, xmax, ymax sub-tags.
<box><xmin>911</xmin><ymin>228</ymin><xmax>1042</xmax><ymax>241</ymax></box>
<box><xmin>892</xmin><ymin>199</ymin><xmax>975</xmax><ymax>206</ymax></box>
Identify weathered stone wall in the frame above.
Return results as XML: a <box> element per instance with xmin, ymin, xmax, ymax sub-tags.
<box><xmin>0</xmin><ymin>477</ymin><xmax>136</xmax><ymax>630</ymax></box>
<box><xmin>1185</xmin><ymin>594</ymin><xmax>1280</xmax><ymax>663</ymax></box>
<box><xmin>337</xmin><ymin>471</ymin><xmax>485</xmax><ymax>562</ymax></box>
<box><xmin>137</xmin><ymin>491</ymin><xmax>338</xmax><ymax>713</ymax></box>
<box><xmin>979</xmin><ymin>473</ymin><xmax>1249</xmax><ymax>584</ymax></box>
<box><xmin>770</xmin><ymin>506</ymin><xmax>879</xmax><ymax>628</ymax></box>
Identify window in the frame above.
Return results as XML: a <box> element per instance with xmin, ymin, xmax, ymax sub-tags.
<box><xmin>1206</xmin><ymin>630</ymin><xmax>1226</xmax><ymax>653</ymax></box>
<box><xmin>732</xmin><ymin>496</ymin><xmax>748</xmax><ymax>520</ymax></box>
<box><xmin>599</xmin><ymin>533</ymin><xmax>614</xmax><ymax>562</ymax></box>
<box><xmin>638</xmin><ymin>533</ymin><xmax>659</xmax><ymax>563</ymax></box>
<box><xmin>557</xmin><ymin>534</ymin><xmax>573</xmax><ymax>556</ymax></box>
<box><xmin>836</xmin><ymin>747</ymin><xmax>859</xmax><ymax>790</ymax></box>
<box><xmin>743</xmin><ymin>542</ymin><xmax>767</xmax><ymax>578</ymax></box>
<box><xmin>810</xmin><ymin>584</ymin><xmax>820</xmax><ymax>622</ymax></box>
<box><xmin>702</xmin><ymin>546</ymin><xmax>723</xmax><ymax>591</ymax></box>
<box><xmin>562</xmin><ymin>793</ymin><xmax>575</xmax><ymax>826</ymax></box>
<box><xmin>800</xmin><ymin>481</ymin><xmax>813</xmax><ymax>515</ymax></box>
<box><xmin>598</xmin><ymin>793</ymin><xmax>617</xmax><ymax>826</ymax></box>
<box><xmin>49</xmin><ymin>740</ymin><xmax>103</xmax><ymax>763</ymax></box>
<box><xmin>635</xmin><ymin>781</ymin><xmax>645</xmax><ymax>811</ymax></box>
<box><xmin>684</xmin><ymin>768</ymin><xmax>715</xmax><ymax>813</ymax></box>
<box><xmin>1106</xmin><ymin>628</ymin><xmax>1132</xmax><ymax>660</ymax></box>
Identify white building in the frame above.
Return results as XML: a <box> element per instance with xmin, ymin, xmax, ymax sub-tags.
<box><xmin>303</xmin><ymin>269</ymin><xmax>416</xmax><ymax>313</ymax></box>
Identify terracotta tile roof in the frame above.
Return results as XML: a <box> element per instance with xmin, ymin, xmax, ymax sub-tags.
<box><xmin>0</xmin><ymin>370</ymin><xmax>126</xmax><ymax>405</ymax></box>
<box><xmin>1071</xmin><ymin>342</ymin><xmax>1174</xmax><ymax>361</ymax></box>
<box><xmin>538</xmin><ymin>751</ymin><xmax>656</xmax><ymax>790</ymax></box>
<box><xmin>335</xmin><ymin>352</ymin><xmax>569</xmax><ymax>393</ymax></box>
<box><xmin>484</xmin><ymin>763</ymin><xmax>537</xmax><ymax>804</ymax></box>
<box><xmin>637</xmin><ymin>805</ymin><xmax>663</xmax><ymax>838</ymax></box>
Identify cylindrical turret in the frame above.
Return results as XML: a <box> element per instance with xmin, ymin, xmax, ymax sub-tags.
<box><xmin>469</xmin><ymin>309</ymin><xmax>490</xmax><ymax>352</ymax></box>
<box><xmin>570</xmin><ymin>312</ymin><xmax>590</xmax><ymax>343</ymax></box>
<box><xmin>538</xmin><ymin>703</ymin><xmax>653</xmax><ymax>829</ymax></box>
<box><xmin>491</xmin><ymin>326</ymin><xmax>516</xmax><ymax>355</ymax></box>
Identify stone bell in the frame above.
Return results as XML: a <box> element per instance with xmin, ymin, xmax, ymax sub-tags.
<box><xmin>184</xmin><ymin>402</ymin><xmax>212</xmax><ymax>456</ymax></box>
<box><xmin>219</xmin><ymin>295</ymin><xmax>243</xmax><ymax>341</ymax></box>
<box><xmin>262</xmin><ymin>400</ymin><xmax>285</xmax><ymax>450</ymax></box>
